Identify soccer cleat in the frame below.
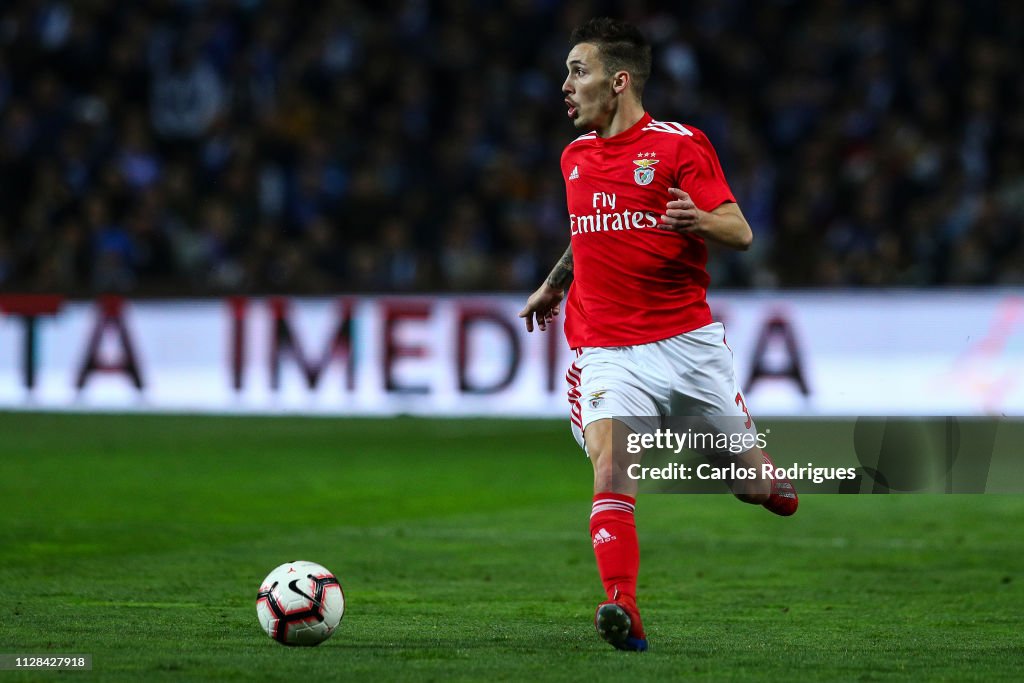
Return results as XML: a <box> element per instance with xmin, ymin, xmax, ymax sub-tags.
<box><xmin>594</xmin><ymin>600</ymin><xmax>648</xmax><ymax>652</ymax></box>
<box><xmin>762</xmin><ymin>452</ymin><xmax>799</xmax><ymax>516</ymax></box>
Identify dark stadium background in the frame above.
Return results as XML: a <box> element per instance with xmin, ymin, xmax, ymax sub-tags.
<box><xmin>1</xmin><ymin>0</ymin><xmax>1021</xmax><ymax>296</ymax></box>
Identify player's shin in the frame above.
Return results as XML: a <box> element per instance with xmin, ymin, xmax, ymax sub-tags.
<box><xmin>590</xmin><ymin>493</ymin><xmax>640</xmax><ymax>603</ymax></box>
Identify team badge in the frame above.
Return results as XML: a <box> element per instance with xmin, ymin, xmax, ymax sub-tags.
<box><xmin>633</xmin><ymin>158</ymin><xmax>660</xmax><ymax>186</ymax></box>
<box><xmin>589</xmin><ymin>390</ymin><xmax>607</xmax><ymax>409</ymax></box>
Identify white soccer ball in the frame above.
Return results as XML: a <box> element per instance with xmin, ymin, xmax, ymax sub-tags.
<box><xmin>256</xmin><ymin>561</ymin><xmax>345</xmax><ymax>646</ymax></box>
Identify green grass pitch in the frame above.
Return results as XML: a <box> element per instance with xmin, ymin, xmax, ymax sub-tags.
<box><xmin>1</xmin><ymin>413</ymin><xmax>1022</xmax><ymax>681</ymax></box>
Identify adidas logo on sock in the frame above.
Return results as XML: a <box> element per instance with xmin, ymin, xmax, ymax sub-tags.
<box><xmin>569</xmin><ymin>165</ymin><xmax>579</xmax><ymax>180</ymax></box>
<box><xmin>592</xmin><ymin>528</ymin><xmax>616</xmax><ymax>546</ymax></box>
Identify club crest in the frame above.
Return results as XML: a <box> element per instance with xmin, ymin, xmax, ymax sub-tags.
<box><xmin>633</xmin><ymin>158</ymin><xmax>659</xmax><ymax>186</ymax></box>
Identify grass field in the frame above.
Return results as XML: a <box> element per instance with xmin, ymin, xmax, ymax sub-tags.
<box><xmin>1</xmin><ymin>413</ymin><xmax>1022</xmax><ymax>681</ymax></box>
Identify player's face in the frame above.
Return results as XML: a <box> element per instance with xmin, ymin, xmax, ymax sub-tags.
<box><xmin>563</xmin><ymin>43</ymin><xmax>615</xmax><ymax>131</ymax></box>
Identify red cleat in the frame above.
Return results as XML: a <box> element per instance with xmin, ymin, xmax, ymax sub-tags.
<box><xmin>762</xmin><ymin>452</ymin><xmax>798</xmax><ymax>516</ymax></box>
<box><xmin>594</xmin><ymin>596</ymin><xmax>648</xmax><ymax>652</ymax></box>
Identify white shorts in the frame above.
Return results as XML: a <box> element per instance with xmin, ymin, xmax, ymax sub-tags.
<box><xmin>566</xmin><ymin>322</ymin><xmax>756</xmax><ymax>454</ymax></box>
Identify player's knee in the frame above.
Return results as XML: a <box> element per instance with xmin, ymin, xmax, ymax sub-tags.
<box><xmin>591</xmin><ymin>453</ymin><xmax>615</xmax><ymax>492</ymax></box>
<box><xmin>590</xmin><ymin>445</ymin><xmax>620</xmax><ymax>493</ymax></box>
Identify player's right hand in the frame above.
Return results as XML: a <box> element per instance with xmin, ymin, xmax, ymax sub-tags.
<box><xmin>519</xmin><ymin>284</ymin><xmax>564</xmax><ymax>332</ymax></box>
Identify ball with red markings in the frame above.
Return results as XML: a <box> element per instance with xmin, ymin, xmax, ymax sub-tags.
<box><xmin>256</xmin><ymin>561</ymin><xmax>345</xmax><ymax>646</ymax></box>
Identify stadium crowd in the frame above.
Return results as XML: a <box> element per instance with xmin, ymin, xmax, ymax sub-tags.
<box><xmin>0</xmin><ymin>0</ymin><xmax>1021</xmax><ymax>295</ymax></box>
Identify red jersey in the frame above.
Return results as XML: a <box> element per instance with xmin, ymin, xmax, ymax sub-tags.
<box><xmin>561</xmin><ymin>112</ymin><xmax>735</xmax><ymax>348</ymax></box>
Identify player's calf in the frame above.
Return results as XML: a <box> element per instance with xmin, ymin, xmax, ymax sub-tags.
<box><xmin>725</xmin><ymin>448</ymin><xmax>771</xmax><ymax>505</ymax></box>
<box><xmin>723</xmin><ymin>449</ymin><xmax>798</xmax><ymax>515</ymax></box>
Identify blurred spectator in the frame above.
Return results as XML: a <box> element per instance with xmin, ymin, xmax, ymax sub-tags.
<box><xmin>0</xmin><ymin>0</ymin><xmax>1021</xmax><ymax>295</ymax></box>
<box><xmin>151</xmin><ymin>41</ymin><xmax>224</xmax><ymax>140</ymax></box>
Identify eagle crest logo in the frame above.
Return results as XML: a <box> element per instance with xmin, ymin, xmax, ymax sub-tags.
<box><xmin>633</xmin><ymin>158</ymin><xmax>660</xmax><ymax>186</ymax></box>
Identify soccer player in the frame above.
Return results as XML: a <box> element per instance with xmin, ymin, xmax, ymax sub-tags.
<box><xmin>519</xmin><ymin>17</ymin><xmax>798</xmax><ymax>652</ymax></box>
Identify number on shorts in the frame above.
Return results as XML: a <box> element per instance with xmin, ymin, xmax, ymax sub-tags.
<box><xmin>735</xmin><ymin>392</ymin><xmax>752</xmax><ymax>430</ymax></box>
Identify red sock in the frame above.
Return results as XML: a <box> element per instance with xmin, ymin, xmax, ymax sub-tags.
<box><xmin>590</xmin><ymin>493</ymin><xmax>639</xmax><ymax>603</ymax></box>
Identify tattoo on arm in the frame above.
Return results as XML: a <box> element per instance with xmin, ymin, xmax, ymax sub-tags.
<box><xmin>545</xmin><ymin>245</ymin><xmax>573</xmax><ymax>289</ymax></box>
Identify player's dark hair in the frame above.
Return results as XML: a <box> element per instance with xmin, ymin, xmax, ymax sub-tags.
<box><xmin>570</xmin><ymin>18</ymin><xmax>652</xmax><ymax>97</ymax></box>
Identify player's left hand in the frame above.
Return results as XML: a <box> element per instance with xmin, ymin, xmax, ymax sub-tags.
<box><xmin>657</xmin><ymin>188</ymin><xmax>704</xmax><ymax>233</ymax></box>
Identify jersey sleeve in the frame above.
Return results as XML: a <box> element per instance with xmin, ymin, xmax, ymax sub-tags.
<box><xmin>677</xmin><ymin>130</ymin><xmax>735</xmax><ymax>212</ymax></box>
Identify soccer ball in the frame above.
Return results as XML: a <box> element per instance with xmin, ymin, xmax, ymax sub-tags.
<box><xmin>256</xmin><ymin>561</ymin><xmax>345</xmax><ymax>646</ymax></box>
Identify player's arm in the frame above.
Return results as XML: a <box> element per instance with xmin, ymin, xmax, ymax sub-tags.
<box><xmin>518</xmin><ymin>245</ymin><xmax>572</xmax><ymax>332</ymax></box>
<box><xmin>657</xmin><ymin>188</ymin><xmax>753</xmax><ymax>251</ymax></box>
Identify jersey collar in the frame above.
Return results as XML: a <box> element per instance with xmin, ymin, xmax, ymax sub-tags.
<box><xmin>594</xmin><ymin>112</ymin><xmax>652</xmax><ymax>145</ymax></box>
